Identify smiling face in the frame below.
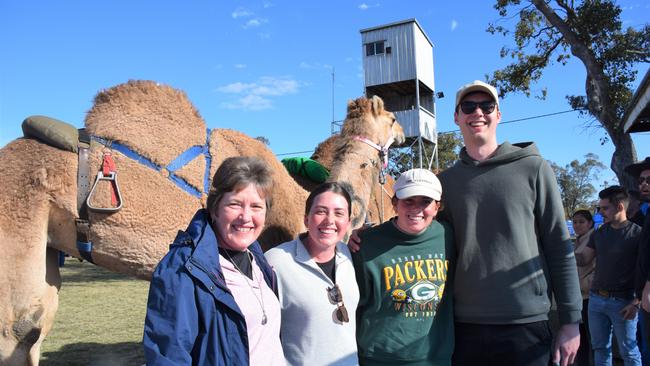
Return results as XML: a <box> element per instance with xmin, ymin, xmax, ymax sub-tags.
<box><xmin>211</xmin><ymin>183</ymin><xmax>267</xmax><ymax>251</ymax></box>
<box><xmin>304</xmin><ymin>191</ymin><xmax>351</xmax><ymax>255</ymax></box>
<box><xmin>393</xmin><ymin>195</ymin><xmax>439</xmax><ymax>234</ymax></box>
<box><xmin>572</xmin><ymin>214</ymin><xmax>593</xmax><ymax>237</ymax></box>
<box><xmin>454</xmin><ymin>91</ymin><xmax>501</xmax><ymax>147</ymax></box>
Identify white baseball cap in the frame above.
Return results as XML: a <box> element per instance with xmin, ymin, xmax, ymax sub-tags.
<box><xmin>455</xmin><ymin>80</ymin><xmax>499</xmax><ymax>108</ymax></box>
<box><xmin>394</xmin><ymin>169</ymin><xmax>442</xmax><ymax>200</ymax></box>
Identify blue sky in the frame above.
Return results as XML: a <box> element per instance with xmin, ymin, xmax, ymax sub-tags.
<box><xmin>1</xmin><ymin>0</ymin><xmax>648</xmax><ymax>186</ymax></box>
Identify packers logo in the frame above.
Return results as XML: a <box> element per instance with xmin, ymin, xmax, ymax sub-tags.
<box><xmin>391</xmin><ymin>289</ymin><xmax>409</xmax><ymax>302</ymax></box>
<box><xmin>408</xmin><ymin>280</ymin><xmax>439</xmax><ymax>304</ymax></box>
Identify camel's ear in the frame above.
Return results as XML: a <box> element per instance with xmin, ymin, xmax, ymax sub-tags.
<box><xmin>370</xmin><ymin>95</ymin><xmax>384</xmax><ymax>116</ymax></box>
<box><xmin>347</xmin><ymin>99</ymin><xmax>357</xmax><ymax>111</ymax></box>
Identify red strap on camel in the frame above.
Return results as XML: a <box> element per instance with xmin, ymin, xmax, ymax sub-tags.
<box><xmin>101</xmin><ymin>152</ymin><xmax>118</xmax><ymax>206</ymax></box>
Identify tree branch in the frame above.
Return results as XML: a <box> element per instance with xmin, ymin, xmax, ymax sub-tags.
<box><xmin>530</xmin><ymin>0</ymin><xmax>616</xmax><ymax>128</ymax></box>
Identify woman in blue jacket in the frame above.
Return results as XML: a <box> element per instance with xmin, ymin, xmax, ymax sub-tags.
<box><xmin>143</xmin><ymin>156</ymin><xmax>285</xmax><ymax>365</ymax></box>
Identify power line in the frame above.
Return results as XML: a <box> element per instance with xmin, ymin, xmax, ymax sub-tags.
<box><xmin>440</xmin><ymin>109</ymin><xmax>582</xmax><ymax>134</ymax></box>
<box><xmin>276</xmin><ymin>108</ymin><xmax>585</xmax><ymax>156</ymax></box>
<box><xmin>277</xmin><ymin>150</ymin><xmax>315</xmax><ymax>157</ymax></box>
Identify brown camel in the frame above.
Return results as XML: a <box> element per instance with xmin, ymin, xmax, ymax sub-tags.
<box><xmin>311</xmin><ymin>134</ymin><xmax>396</xmax><ymax>225</ymax></box>
<box><xmin>0</xmin><ymin>80</ymin><xmax>404</xmax><ymax>365</ymax></box>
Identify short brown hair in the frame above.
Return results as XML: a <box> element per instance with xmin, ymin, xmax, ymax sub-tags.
<box><xmin>598</xmin><ymin>185</ymin><xmax>629</xmax><ymax>210</ymax></box>
<box><xmin>206</xmin><ymin>156</ymin><xmax>273</xmax><ymax>215</ymax></box>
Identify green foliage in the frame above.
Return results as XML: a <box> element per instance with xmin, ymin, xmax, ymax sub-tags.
<box><xmin>549</xmin><ymin>153</ymin><xmax>606</xmax><ymax>217</ymax></box>
<box><xmin>388</xmin><ymin>132</ymin><xmax>463</xmax><ymax>177</ymax></box>
<box><xmin>437</xmin><ymin>132</ymin><xmax>465</xmax><ymax>170</ymax></box>
<box><xmin>487</xmin><ymin>0</ymin><xmax>650</xmax><ymax>189</ymax></box>
<box><xmin>489</xmin><ymin>0</ymin><xmax>649</xmax><ymax>107</ymax></box>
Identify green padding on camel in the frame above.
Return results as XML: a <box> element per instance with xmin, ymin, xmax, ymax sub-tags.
<box><xmin>281</xmin><ymin>157</ymin><xmax>330</xmax><ymax>183</ymax></box>
<box><xmin>22</xmin><ymin>115</ymin><xmax>79</xmax><ymax>153</ymax></box>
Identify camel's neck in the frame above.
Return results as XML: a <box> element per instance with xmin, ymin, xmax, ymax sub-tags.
<box><xmin>328</xmin><ymin>140</ymin><xmax>381</xmax><ymax>228</ymax></box>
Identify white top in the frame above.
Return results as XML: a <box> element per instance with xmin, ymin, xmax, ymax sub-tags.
<box><xmin>265</xmin><ymin>238</ymin><xmax>360</xmax><ymax>366</ymax></box>
<box><xmin>220</xmin><ymin>254</ymin><xmax>286</xmax><ymax>366</ymax></box>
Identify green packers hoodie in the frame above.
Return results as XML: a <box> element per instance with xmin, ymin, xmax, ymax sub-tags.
<box><xmin>438</xmin><ymin>142</ymin><xmax>581</xmax><ymax>325</ymax></box>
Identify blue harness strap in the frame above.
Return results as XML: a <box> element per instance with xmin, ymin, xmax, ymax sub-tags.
<box><xmin>76</xmin><ymin>241</ymin><xmax>94</xmax><ymax>263</ymax></box>
<box><xmin>90</xmin><ymin>132</ymin><xmax>213</xmax><ymax>198</ymax></box>
<box><xmin>76</xmin><ymin>131</ymin><xmax>213</xmax><ymax>264</ymax></box>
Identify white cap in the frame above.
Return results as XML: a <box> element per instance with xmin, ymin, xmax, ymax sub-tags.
<box><xmin>455</xmin><ymin>80</ymin><xmax>499</xmax><ymax>108</ymax></box>
<box><xmin>394</xmin><ymin>169</ymin><xmax>442</xmax><ymax>200</ymax></box>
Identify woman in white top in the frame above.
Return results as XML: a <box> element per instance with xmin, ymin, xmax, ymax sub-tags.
<box><xmin>265</xmin><ymin>182</ymin><xmax>360</xmax><ymax>366</ymax></box>
<box><xmin>572</xmin><ymin>209</ymin><xmax>596</xmax><ymax>366</ymax></box>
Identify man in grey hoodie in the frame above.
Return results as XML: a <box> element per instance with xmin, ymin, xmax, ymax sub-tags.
<box><xmin>438</xmin><ymin>80</ymin><xmax>582</xmax><ymax>366</ymax></box>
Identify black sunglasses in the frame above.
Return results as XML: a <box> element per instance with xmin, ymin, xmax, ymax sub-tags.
<box><xmin>327</xmin><ymin>284</ymin><xmax>349</xmax><ymax>323</ymax></box>
<box><xmin>459</xmin><ymin>101</ymin><xmax>496</xmax><ymax>115</ymax></box>
<box><xmin>639</xmin><ymin>176</ymin><xmax>650</xmax><ymax>185</ymax></box>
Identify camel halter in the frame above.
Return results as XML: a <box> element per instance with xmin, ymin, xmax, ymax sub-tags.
<box><xmin>353</xmin><ymin>135</ymin><xmax>395</xmax><ymax>184</ymax></box>
<box><xmin>352</xmin><ymin>134</ymin><xmax>397</xmax><ymax>224</ymax></box>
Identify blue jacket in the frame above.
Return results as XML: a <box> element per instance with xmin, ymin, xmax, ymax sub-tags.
<box><xmin>143</xmin><ymin>209</ymin><xmax>277</xmax><ymax>365</ymax></box>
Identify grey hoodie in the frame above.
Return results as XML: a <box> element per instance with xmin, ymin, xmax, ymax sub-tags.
<box><xmin>439</xmin><ymin>142</ymin><xmax>581</xmax><ymax>325</ymax></box>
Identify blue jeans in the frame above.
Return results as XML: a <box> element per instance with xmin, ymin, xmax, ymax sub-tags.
<box><xmin>589</xmin><ymin>293</ymin><xmax>641</xmax><ymax>366</ymax></box>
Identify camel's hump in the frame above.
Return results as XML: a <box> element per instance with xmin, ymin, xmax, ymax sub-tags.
<box><xmin>85</xmin><ymin>80</ymin><xmax>207</xmax><ymax>167</ymax></box>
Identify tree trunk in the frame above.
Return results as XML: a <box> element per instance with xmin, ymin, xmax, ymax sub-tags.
<box><xmin>532</xmin><ymin>0</ymin><xmax>639</xmax><ymax>191</ymax></box>
<box><xmin>609</xmin><ymin>129</ymin><xmax>638</xmax><ymax>191</ymax></box>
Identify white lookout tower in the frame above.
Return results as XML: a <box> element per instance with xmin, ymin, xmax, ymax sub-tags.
<box><xmin>360</xmin><ymin>19</ymin><xmax>440</xmax><ymax>170</ymax></box>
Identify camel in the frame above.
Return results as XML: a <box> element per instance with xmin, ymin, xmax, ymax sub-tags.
<box><xmin>310</xmin><ymin>135</ymin><xmax>396</xmax><ymax>225</ymax></box>
<box><xmin>0</xmin><ymin>80</ymin><xmax>404</xmax><ymax>365</ymax></box>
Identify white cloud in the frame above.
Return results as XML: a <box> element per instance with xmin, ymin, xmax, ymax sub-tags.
<box><xmin>217</xmin><ymin>82</ymin><xmax>255</xmax><ymax>93</ymax></box>
<box><xmin>451</xmin><ymin>20</ymin><xmax>458</xmax><ymax>31</ymax></box>
<box><xmin>358</xmin><ymin>3</ymin><xmax>379</xmax><ymax>10</ymax></box>
<box><xmin>254</xmin><ymin>76</ymin><xmax>299</xmax><ymax>96</ymax></box>
<box><xmin>232</xmin><ymin>7</ymin><xmax>252</xmax><ymax>19</ymax></box>
<box><xmin>299</xmin><ymin>62</ymin><xmax>334</xmax><ymax>70</ymax></box>
<box><xmin>234</xmin><ymin>64</ymin><xmax>247</xmax><ymax>69</ymax></box>
<box><xmin>263</xmin><ymin>1</ymin><xmax>274</xmax><ymax>8</ymax></box>
<box><xmin>216</xmin><ymin>76</ymin><xmax>301</xmax><ymax>111</ymax></box>
<box><xmin>243</xmin><ymin>18</ymin><xmax>268</xmax><ymax>29</ymax></box>
<box><xmin>221</xmin><ymin>94</ymin><xmax>273</xmax><ymax>110</ymax></box>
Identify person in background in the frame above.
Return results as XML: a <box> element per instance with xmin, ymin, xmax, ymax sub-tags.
<box><xmin>438</xmin><ymin>80</ymin><xmax>582</xmax><ymax>366</ymax></box>
<box><xmin>628</xmin><ymin>190</ymin><xmax>643</xmax><ymax>226</ymax></box>
<box><xmin>626</xmin><ymin>157</ymin><xmax>650</xmax><ymax>364</ymax></box>
<box><xmin>265</xmin><ymin>182</ymin><xmax>360</xmax><ymax>366</ymax></box>
<box><xmin>573</xmin><ymin>209</ymin><xmax>596</xmax><ymax>366</ymax></box>
<box><xmin>143</xmin><ymin>156</ymin><xmax>285</xmax><ymax>366</ymax></box>
<box><xmin>576</xmin><ymin>186</ymin><xmax>642</xmax><ymax>366</ymax></box>
<box><xmin>352</xmin><ymin>168</ymin><xmax>455</xmax><ymax>366</ymax></box>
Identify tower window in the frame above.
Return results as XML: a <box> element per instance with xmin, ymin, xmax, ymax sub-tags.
<box><xmin>365</xmin><ymin>41</ymin><xmax>386</xmax><ymax>56</ymax></box>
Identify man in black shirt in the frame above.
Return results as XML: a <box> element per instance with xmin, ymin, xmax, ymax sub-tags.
<box><xmin>626</xmin><ymin>157</ymin><xmax>650</xmax><ymax>361</ymax></box>
<box><xmin>575</xmin><ymin>186</ymin><xmax>643</xmax><ymax>365</ymax></box>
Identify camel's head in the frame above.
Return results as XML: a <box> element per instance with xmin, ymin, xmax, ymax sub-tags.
<box><xmin>341</xmin><ymin>95</ymin><xmax>405</xmax><ymax>148</ymax></box>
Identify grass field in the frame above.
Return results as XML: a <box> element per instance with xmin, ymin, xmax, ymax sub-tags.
<box><xmin>40</xmin><ymin>258</ymin><xmax>149</xmax><ymax>366</ymax></box>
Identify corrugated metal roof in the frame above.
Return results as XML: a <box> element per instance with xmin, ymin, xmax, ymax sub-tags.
<box><xmin>359</xmin><ymin>18</ymin><xmax>433</xmax><ymax>47</ymax></box>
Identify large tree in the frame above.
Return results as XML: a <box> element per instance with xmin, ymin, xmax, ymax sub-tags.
<box><xmin>488</xmin><ymin>0</ymin><xmax>650</xmax><ymax>191</ymax></box>
<box><xmin>549</xmin><ymin>153</ymin><xmax>606</xmax><ymax>217</ymax></box>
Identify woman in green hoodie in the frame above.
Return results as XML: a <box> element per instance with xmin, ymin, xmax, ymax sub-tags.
<box><xmin>352</xmin><ymin>168</ymin><xmax>455</xmax><ymax>366</ymax></box>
